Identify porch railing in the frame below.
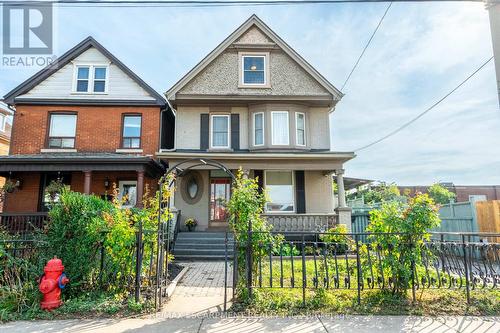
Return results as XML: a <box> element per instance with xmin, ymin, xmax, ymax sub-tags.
<box><xmin>263</xmin><ymin>213</ymin><xmax>337</xmax><ymax>232</ymax></box>
<box><xmin>0</xmin><ymin>212</ymin><xmax>48</xmax><ymax>234</ymax></box>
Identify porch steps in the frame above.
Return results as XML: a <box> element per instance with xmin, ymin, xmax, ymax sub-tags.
<box><xmin>173</xmin><ymin>232</ymin><xmax>234</xmax><ymax>261</ymax></box>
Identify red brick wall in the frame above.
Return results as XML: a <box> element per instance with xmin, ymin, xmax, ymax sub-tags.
<box><xmin>10</xmin><ymin>105</ymin><xmax>161</xmax><ymax>156</ymax></box>
<box><xmin>3</xmin><ymin>171</ymin><xmax>158</xmax><ymax>212</ymax></box>
<box><xmin>399</xmin><ymin>185</ymin><xmax>500</xmax><ymax>203</ymax></box>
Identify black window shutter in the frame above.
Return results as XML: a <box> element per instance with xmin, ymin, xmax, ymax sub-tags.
<box><xmin>231</xmin><ymin>114</ymin><xmax>240</xmax><ymax>151</ymax></box>
<box><xmin>200</xmin><ymin>113</ymin><xmax>209</xmax><ymax>150</ymax></box>
<box><xmin>295</xmin><ymin>170</ymin><xmax>306</xmax><ymax>214</ymax></box>
<box><xmin>254</xmin><ymin>170</ymin><xmax>264</xmax><ymax>194</ymax></box>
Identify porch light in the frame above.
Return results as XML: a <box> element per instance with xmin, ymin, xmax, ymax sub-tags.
<box><xmin>14</xmin><ymin>179</ymin><xmax>22</xmax><ymax>189</ymax></box>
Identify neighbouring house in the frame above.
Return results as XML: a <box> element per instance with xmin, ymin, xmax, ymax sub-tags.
<box><xmin>0</xmin><ymin>103</ymin><xmax>13</xmax><ymax>211</ymax></box>
<box><xmin>0</xmin><ymin>37</ymin><xmax>173</xmax><ymax>224</ymax></box>
<box><xmin>399</xmin><ymin>183</ymin><xmax>500</xmax><ymax>203</ymax></box>
<box><xmin>161</xmin><ymin>15</ymin><xmax>355</xmax><ymax>233</ymax></box>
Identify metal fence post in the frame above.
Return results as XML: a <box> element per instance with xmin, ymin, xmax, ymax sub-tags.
<box><xmin>135</xmin><ymin>220</ymin><xmax>143</xmax><ymax>303</ymax></box>
<box><xmin>301</xmin><ymin>234</ymin><xmax>306</xmax><ymax>307</ymax></box>
<box><xmin>224</xmin><ymin>232</ymin><xmax>228</xmax><ymax>312</ymax></box>
<box><xmin>246</xmin><ymin>217</ymin><xmax>253</xmax><ymax>299</ymax></box>
<box><xmin>462</xmin><ymin>234</ymin><xmax>471</xmax><ymax>304</ymax></box>
<box><xmin>355</xmin><ymin>234</ymin><xmax>361</xmax><ymax>305</ymax></box>
<box><xmin>410</xmin><ymin>238</ymin><xmax>416</xmax><ymax>303</ymax></box>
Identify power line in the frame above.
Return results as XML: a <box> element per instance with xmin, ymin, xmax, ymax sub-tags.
<box><xmin>340</xmin><ymin>2</ymin><xmax>392</xmax><ymax>92</ymax></box>
<box><xmin>354</xmin><ymin>56</ymin><xmax>494</xmax><ymax>152</ymax></box>
<box><xmin>0</xmin><ymin>0</ymin><xmax>489</xmax><ymax>8</ymax></box>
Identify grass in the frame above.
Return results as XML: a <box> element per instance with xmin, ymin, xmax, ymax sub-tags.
<box><xmin>232</xmin><ymin>258</ymin><xmax>500</xmax><ymax>316</ymax></box>
<box><xmin>0</xmin><ymin>290</ymin><xmax>154</xmax><ymax>322</ymax></box>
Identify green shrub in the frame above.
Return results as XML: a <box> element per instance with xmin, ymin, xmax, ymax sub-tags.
<box><xmin>320</xmin><ymin>224</ymin><xmax>353</xmax><ymax>254</ymax></box>
<box><xmin>367</xmin><ymin>193</ymin><xmax>441</xmax><ymax>292</ymax></box>
<box><xmin>427</xmin><ymin>183</ymin><xmax>456</xmax><ymax>204</ymax></box>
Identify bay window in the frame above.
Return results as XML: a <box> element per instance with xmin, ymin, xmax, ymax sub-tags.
<box><xmin>296</xmin><ymin>112</ymin><xmax>306</xmax><ymax>146</ymax></box>
<box><xmin>253</xmin><ymin>112</ymin><xmax>264</xmax><ymax>146</ymax></box>
<box><xmin>271</xmin><ymin>111</ymin><xmax>289</xmax><ymax>145</ymax></box>
<box><xmin>265</xmin><ymin>171</ymin><xmax>294</xmax><ymax>213</ymax></box>
<box><xmin>48</xmin><ymin>113</ymin><xmax>77</xmax><ymax>149</ymax></box>
<box><xmin>211</xmin><ymin>114</ymin><xmax>230</xmax><ymax>149</ymax></box>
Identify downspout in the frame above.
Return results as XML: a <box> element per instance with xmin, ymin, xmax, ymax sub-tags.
<box><xmin>161</xmin><ymin>98</ymin><xmax>176</xmax><ymax>152</ymax></box>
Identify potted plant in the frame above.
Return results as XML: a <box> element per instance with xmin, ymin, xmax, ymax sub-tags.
<box><xmin>185</xmin><ymin>217</ymin><xmax>197</xmax><ymax>232</ymax></box>
<box><xmin>2</xmin><ymin>179</ymin><xmax>19</xmax><ymax>193</ymax></box>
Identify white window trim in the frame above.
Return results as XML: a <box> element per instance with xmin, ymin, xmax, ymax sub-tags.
<box><xmin>118</xmin><ymin>180</ymin><xmax>138</xmax><ymax>208</ymax></box>
<box><xmin>72</xmin><ymin>63</ymin><xmax>110</xmax><ymax>94</ymax></box>
<box><xmin>271</xmin><ymin>111</ymin><xmax>290</xmax><ymax>146</ymax></box>
<box><xmin>264</xmin><ymin>170</ymin><xmax>295</xmax><ymax>214</ymax></box>
<box><xmin>238</xmin><ymin>52</ymin><xmax>270</xmax><ymax>88</ymax></box>
<box><xmin>210</xmin><ymin>114</ymin><xmax>231</xmax><ymax>149</ymax></box>
<box><xmin>295</xmin><ymin>112</ymin><xmax>306</xmax><ymax>146</ymax></box>
<box><xmin>253</xmin><ymin>112</ymin><xmax>265</xmax><ymax>147</ymax></box>
<box><xmin>0</xmin><ymin>114</ymin><xmax>6</xmax><ymax>132</ymax></box>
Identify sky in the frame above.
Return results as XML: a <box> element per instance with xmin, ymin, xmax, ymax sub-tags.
<box><xmin>1</xmin><ymin>1</ymin><xmax>499</xmax><ymax>185</ymax></box>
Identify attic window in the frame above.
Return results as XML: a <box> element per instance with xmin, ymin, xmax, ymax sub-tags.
<box><xmin>74</xmin><ymin>65</ymin><xmax>108</xmax><ymax>93</ymax></box>
<box><xmin>240</xmin><ymin>53</ymin><xmax>269</xmax><ymax>87</ymax></box>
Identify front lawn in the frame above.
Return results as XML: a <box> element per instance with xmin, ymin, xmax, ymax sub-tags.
<box><xmin>232</xmin><ymin>258</ymin><xmax>500</xmax><ymax>316</ymax></box>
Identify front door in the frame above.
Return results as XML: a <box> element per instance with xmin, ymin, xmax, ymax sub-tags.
<box><xmin>209</xmin><ymin>178</ymin><xmax>231</xmax><ymax>227</ymax></box>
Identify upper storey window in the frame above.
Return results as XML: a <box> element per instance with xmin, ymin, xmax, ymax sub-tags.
<box><xmin>0</xmin><ymin>114</ymin><xmax>6</xmax><ymax>132</ymax></box>
<box><xmin>48</xmin><ymin>113</ymin><xmax>77</xmax><ymax>149</ymax></box>
<box><xmin>271</xmin><ymin>111</ymin><xmax>289</xmax><ymax>145</ymax></box>
<box><xmin>239</xmin><ymin>52</ymin><xmax>269</xmax><ymax>87</ymax></box>
<box><xmin>296</xmin><ymin>112</ymin><xmax>306</xmax><ymax>146</ymax></box>
<box><xmin>210</xmin><ymin>114</ymin><xmax>230</xmax><ymax>149</ymax></box>
<box><xmin>122</xmin><ymin>115</ymin><xmax>142</xmax><ymax>148</ymax></box>
<box><xmin>74</xmin><ymin>65</ymin><xmax>108</xmax><ymax>93</ymax></box>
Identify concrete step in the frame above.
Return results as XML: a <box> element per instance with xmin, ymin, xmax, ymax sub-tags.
<box><xmin>173</xmin><ymin>248</ymin><xmax>231</xmax><ymax>256</ymax></box>
<box><xmin>177</xmin><ymin>232</ymin><xmax>233</xmax><ymax>239</ymax></box>
<box><xmin>173</xmin><ymin>254</ymin><xmax>233</xmax><ymax>261</ymax></box>
<box><xmin>174</xmin><ymin>243</ymin><xmax>231</xmax><ymax>250</ymax></box>
<box><xmin>176</xmin><ymin>237</ymin><xmax>231</xmax><ymax>244</ymax></box>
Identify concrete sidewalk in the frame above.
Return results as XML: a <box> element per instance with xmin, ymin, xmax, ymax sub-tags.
<box><xmin>1</xmin><ymin>316</ymin><xmax>499</xmax><ymax>333</ymax></box>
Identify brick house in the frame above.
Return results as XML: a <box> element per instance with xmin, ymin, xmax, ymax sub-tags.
<box><xmin>0</xmin><ymin>37</ymin><xmax>173</xmax><ymax>217</ymax></box>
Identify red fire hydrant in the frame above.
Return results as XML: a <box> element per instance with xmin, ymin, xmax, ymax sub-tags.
<box><xmin>38</xmin><ymin>257</ymin><xmax>69</xmax><ymax>310</ymax></box>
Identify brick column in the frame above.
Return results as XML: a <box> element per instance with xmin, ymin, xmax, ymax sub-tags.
<box><xmin>83</xmin><ymin>170</ymin><xmax>92</xmax><ymax>195</ymax></box>
<box><xmin>136</xmin><ymin>170</ymin><xmax>144</xmax><ymax>208</ymax></box>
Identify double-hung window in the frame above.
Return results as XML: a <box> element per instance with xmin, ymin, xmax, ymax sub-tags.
<box><xmin>296</xmin><ymin>112</ymin><xmax>306</xmax><ymax>146</ymax></box>
<box><xmin>211</xmin><ymin>115</ymin><xmax>230</xmax><ymax>149</ymax></box>
<box><xmin>241</xmin><ymin>54</ymin><xmax>267</xmax><ymax>85</ymax></box>
<box><xmin>265</xmin><ymin>171</ymin><xmax>294</xmax><ymax>213</ymax></box>
<box><xmin>253</xmin><ymin>112</ymin><xmax>264</xmax><ymax>146</ymax></box>
<box><xmin>48</xmin><ymin>114</ymin><xmax>77</xmax><ymax>149</ymax></box>
<box><xmin>122</xmin><ymin>115</ymin><xmax>142</xmax><ymax>148</ymax></box>
<box><xmin>75</xmin><ymin>65</ymin><xmax>108</xmax><ymax>93</ymax></box>
<box><xmin>271</xmin><ymin>111</ymin><xmax>289</xmax><ymax>145</ymax></box>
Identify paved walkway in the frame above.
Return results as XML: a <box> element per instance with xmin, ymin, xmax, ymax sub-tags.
<box><xmin>2</xmin><ymin>316</ymin><xmax>499</xmax><ymax>332</ymax></box>
<box><xmin>161</xmin><ymin>261</ymin><xmax>233</xmax><ymax>316</ymax></box>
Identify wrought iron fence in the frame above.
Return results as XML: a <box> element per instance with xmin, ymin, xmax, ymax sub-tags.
<box><xmin>0</xmin><ymin>221</ymin><xmax>173</xmax><ymax>309</ymax></box>
<box><xmin>224</xmin><ymin>231</ymin><xmax>500</xmax><ymax>308</ymax></box>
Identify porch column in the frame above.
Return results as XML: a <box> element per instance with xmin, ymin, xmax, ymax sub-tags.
<box><xmin>83</xmin><ymin>170</ymin><xmax>92</xmax><ymax>195</ymax></box>
<box><xmin>336</xmin><ymin>169</ymin><xmax>347</xmax><ymax>208</ymax></box>
<box><xmin>334</xmin><ymin>169</ymin><xmax>352</xmax><ymax>231</ymax></box>
<box><xmin>136</xmin><ymin>170</ymin><xmax>144</xmax><ymax>208</ymax></box>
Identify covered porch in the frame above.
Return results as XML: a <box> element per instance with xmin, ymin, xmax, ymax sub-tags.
<box><xmin>0</xmin><ymin>153</ymin><xmax>164</xmax><ymax>231</ymax></box>
<box><xmin>158</xmin><ymin>151</ymin><xmax>354</xmax><ymax>233</ymax></box>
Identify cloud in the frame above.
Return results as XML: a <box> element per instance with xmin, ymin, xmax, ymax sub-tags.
<box><xmin>1</xmin><ymin>2</ymin><xmax>498</xmax><ymax>185</ymax></box>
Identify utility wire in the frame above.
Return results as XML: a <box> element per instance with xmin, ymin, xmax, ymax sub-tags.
<box><xmin>354</xmin><ymin>56</ymin><xmax>494</xmax><ymax>152</ymax></box>
<box><xmin>0</xmin><ymin>0</ymin><xmax>489</xmax><ymax>7</ymax></box>
<box><xmin>340</xmin><ymin>2</ymin><xmax>392</xmax><ymax>92</ymax></box>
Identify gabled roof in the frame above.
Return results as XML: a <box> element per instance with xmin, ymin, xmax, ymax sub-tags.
<box><xmin>4</xmin><ymin>37</ymin><xmax>166</xmax><ymax>106</ymax></box>
<box><xmin>167</xmin><ymin>14</ymin><xmax>343</xmax><ymax>101</ymax></box>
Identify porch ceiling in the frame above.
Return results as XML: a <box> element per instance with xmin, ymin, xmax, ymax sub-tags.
<box><xmin>158</xmin><ymin>151</ymin><xmax>355</xmax><ymax>171</ymax></box>
<box><xmin>0</xmin><ymin>153</ymin><xmax>165</xmax><ymax>177</ymax></box>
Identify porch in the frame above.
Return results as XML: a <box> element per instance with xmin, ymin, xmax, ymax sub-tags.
<box><xmin>0</xmin><ymin>153</ymin><xmax>164</xmax><ymax>214</ymax></box>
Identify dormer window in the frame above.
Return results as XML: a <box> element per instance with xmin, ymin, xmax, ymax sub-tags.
<box><xmin>74</xmin><ymin>65</ymin><xmax>108</xmax><ymax>93</ymax></box>
<box><xmin>239</xmin><ymin>52</ymin><xmax>269</xmax><ymax>87</ymax></box>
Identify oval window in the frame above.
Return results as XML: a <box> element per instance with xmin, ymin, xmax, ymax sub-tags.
<box><xmin>187</xmin><ymin>178</ymin><xmax>198</xmax><ymax>199</ymax></box>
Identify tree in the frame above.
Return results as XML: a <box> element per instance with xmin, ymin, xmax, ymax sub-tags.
<box><xmin>348</xmin><ymin>182</ymin><xmax>401</xmax><ymax>205</ymax></box>
<box><xmin>427</xmin><ymin>183</ymin><xmax>456</xmax><ymax>204</ymax></box>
